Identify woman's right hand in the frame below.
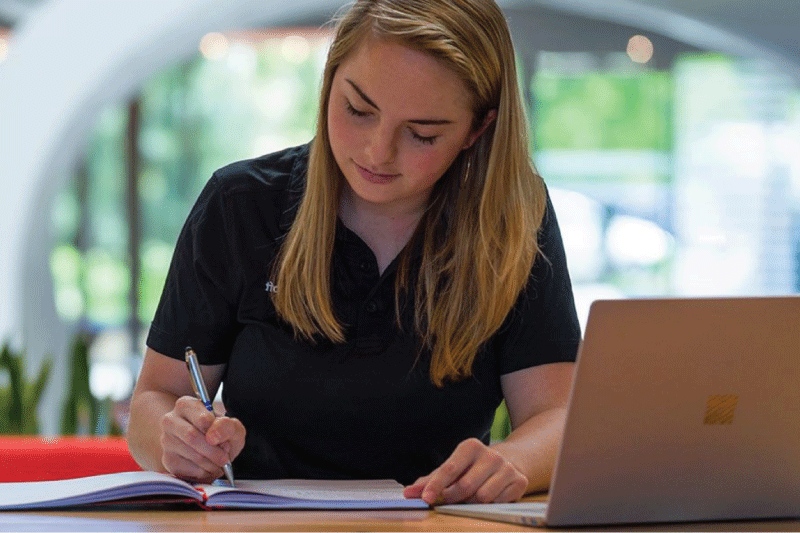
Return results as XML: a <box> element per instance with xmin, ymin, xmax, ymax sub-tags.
<box><xmin>128</xmin><ymin>348</ymin><xmax>243</xmax><ymax>482</ymax></box>
<box><xmin>159</xmin><ymin>395</ymin><xmax>246</xmax><ymax>483</ymax></box>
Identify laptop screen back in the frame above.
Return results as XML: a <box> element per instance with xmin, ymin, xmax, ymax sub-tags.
<box><xmin>546</xmin><ymin>297</ymin><xmax>800</xmax><ymax>526</ymax></box>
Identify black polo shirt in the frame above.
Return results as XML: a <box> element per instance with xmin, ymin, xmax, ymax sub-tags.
<box><xmin>146</xmin><ymin>143</ymin><xmax>581</xmax><ymax>485</ymax></box>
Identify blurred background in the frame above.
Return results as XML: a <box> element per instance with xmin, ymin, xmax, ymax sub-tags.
<box><xmin>0</xmin><ymin>0</ymin><xmax>798</xmax><ymax>436</ymax></box>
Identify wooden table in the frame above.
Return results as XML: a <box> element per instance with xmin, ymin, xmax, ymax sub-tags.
<box><xmin>0</xmin><ymin>507</ymin><xmax>529</xmax><ymax>531</ymax></box>
<box><xmin>2</xmin><ymin>497</ymin><xmax>799</xmax><ymax>532</ymax></box>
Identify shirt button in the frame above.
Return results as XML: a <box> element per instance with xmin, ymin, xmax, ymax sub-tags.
<box><xmin>366</xmin><ymin>300</ymin><xmax>379</xmax><ymax>313</ymax></box>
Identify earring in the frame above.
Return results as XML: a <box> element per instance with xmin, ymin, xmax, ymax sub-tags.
<box><xmin>462</xmin><ymin>153</ymin><xmax>472</xmax><ymax>187</ymax></box>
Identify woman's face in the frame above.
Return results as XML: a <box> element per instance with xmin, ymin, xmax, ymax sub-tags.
<box><xmin>328</xmin><ymin>35</ymin><xmax>486</xmax><ymax>215</ymax></box>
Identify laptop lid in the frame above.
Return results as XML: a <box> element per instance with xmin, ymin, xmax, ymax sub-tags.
<box><xmin>546</xmin><ymin>296</ymin><xmax>800</xmax><ymax>526</ymax></box>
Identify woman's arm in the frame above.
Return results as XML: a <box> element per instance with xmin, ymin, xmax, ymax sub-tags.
<box><xmin>403</xmin><ymin>361</ymin><xmax>574</xmax><ymax>504</ymax></box>
<box><xmin>127</xmin><ymin>347</ymin><xmax>246</xmax><ymax>483</ymax></box>
<box><xmin>492</xmin><ymin>361</ymin><xmax>574</xmax><ymax>493</ymax></box>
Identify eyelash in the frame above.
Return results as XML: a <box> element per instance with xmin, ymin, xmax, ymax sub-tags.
<box><xmin>411</xmin><ymin>131</ymin><xmax>438</xmax><ymax>145</ymax></box>
<box><xmin>345</xmin><ymin>101</ymin><xmax>439</xmax><ymax>146</ymax></box>
<box><xmin>345</xmin><ymin>101</ymin><xmax>370</xmax><ymax>118</ymax></box>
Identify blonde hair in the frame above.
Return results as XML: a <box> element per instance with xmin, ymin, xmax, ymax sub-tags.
<box><xmin>273</xmin><ymin>0</ymin><xmax>547</xmax><ymax>386</ymax></box>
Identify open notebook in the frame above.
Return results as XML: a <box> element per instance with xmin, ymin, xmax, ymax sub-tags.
<box><xmin>0</xmin><ymin>471</ymin><xmax>429</xmax><ymax>510</ymax></box>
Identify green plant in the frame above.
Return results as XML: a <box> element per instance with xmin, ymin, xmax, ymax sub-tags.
<box><xmin>490</xmin><ymin>400</ymin><xmax>512</xmax><ymax>442</ymax></box>
<box><xmin>60</xmin><ymin>332</ymin><xmax>98</xmax><ymax>435</ymax></box>
<box><xmin>59</xmin><ymin>332</ymin><xmax>123</xmax><ymax>436</ymax></box>
<box><xmin>0</xmin><ymin>342</ymin><xmax>52</xmax><ymax>434</ymax></box>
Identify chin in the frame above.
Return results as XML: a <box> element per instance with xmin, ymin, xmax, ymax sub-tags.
<box><xmin>348</xmin><ymin>183</ymin><xmax>400</xmax><ymax>206</ymax></box>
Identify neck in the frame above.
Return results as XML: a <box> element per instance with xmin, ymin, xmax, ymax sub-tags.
<box><xmin>339</xmin><ymin>187</ymin><xmax>425</xmax><ymax>273</ymax></box>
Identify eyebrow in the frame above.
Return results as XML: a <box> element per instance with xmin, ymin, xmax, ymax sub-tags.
<box><xmin>345</xmin><ymin>79</ymin><xmax>454</xmax><ymax>126</ymax></box>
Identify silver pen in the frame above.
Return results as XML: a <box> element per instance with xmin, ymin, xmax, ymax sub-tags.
<box><xmin>184</xmin><ymin>346</ymin><xmax>236</xmax><ymax>487</ymax></box>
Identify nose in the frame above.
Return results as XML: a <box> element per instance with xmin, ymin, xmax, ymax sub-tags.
<box><xmin>366</xmin><ymin>123</ymin><xmax>397</xmax><ymax>167</ymax></box>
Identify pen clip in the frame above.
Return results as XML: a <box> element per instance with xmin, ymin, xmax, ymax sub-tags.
<box><xmin>185</xmin><ymin>346</ymin><xmax>211</xmax><ymax>406</ymax></box>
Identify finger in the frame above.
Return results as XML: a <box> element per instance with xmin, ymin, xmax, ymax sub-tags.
<box><xmin>403</xmin><ymin>475</ymin><xmax>431</xmax><ymax>498</ymax></box>
<box><xmin>492</xmin><ymin>475</ymin><xmax>528</xmax><ymax>503</ymax></box>
<box><xmin>227</xmin><ymin>417</ymin><xmax>247</xmax><ymax>458</ymax></box>
<box><xmin>205</xmin><ymin>417</ymin><xmax>241</xmax><ymax>446</ymax></box>
<box><xmin>161</xmin><ymin>410</ymin><xmax>230</xmax><ymax>469</ymax></box>
<box><xmin>463</xmin><ymin>472</ymin><xmax>508</xmax><ymax>504</ymax></box>
<box><xmin>466</xmin><ymin>466</ymin><xmax>528</xmax><ymax>504</ymax></box>
<box><xmin>162</xmin><ymin>432</ymin><xmax>222</xmax><ymax>479</ymax></box>
<box><xmin>174</xmin><ymin>396</ymin><xmax>216</xmax><ymax>432</ymax></box>
<box><xmin>219</xmin><ymin>441</ymin><xmax>231</xmax><ymax>456</ymax></box>
<box><xmin>160</xmin><ymin>417</ymin><xmax>226</xmax><ymax>472</ymax></box>
<box><xmin>170</xmin><ymin>398</ymin><xmax>241</xmax><ymax>467</ymax></box>
<box><xmin>440</xmin><ymin>453</ymin><xmax>500</xmax><ymax>503</ymax></box>
<box><xmin>166</xmin><ymin>457</ymin><xmax>222</xmax><ymax>484</ymax></box>
<box><xmin>420</xmin><ymin>439</ymin><xmax>484</xmax><ymax>504</ymax></box>
<box><xmin>205</xmin><ymin>417</ymin><xmax>247</xmax><ymax>461</ymax></box>
<box><xmin>160</xmin><ymin>432</ymin><xmax>224</xmax><ymax>482</ymax></box>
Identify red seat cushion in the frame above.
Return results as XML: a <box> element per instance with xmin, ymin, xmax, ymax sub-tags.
<box><xmin>0</xmin><ymin>437</ymin><xmax>142</xmax><ymax>482</ymax></box>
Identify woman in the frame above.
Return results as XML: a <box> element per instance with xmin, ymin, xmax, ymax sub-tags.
<box><xmin>127</xmin><ymin>0</ymin><xmax>581</xmax><ymax>505</ymax></box>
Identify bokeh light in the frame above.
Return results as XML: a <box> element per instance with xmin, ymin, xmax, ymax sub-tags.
<box><xmin>199</xmin><ymin>32</ymin><xmax>229</xmax><ymax>60</ymax></box>
<box><xmin>0</xmin><ymin>37</ymin><xmax>9</xmax><ymax>64</ymax></box>
<box><xmin>281</xmin><ymin>35</ymin><xmax>310</xmax><ymax>64</ymax></box>
<box><xmin>627</xmin><ymin>35</ymin><xmax>654</xmax><ymax>64</ymax></box>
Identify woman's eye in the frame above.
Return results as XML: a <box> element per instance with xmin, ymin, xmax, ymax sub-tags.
<box><xmin>345</xmin><ymin>101</ymin><xmax>370</xmax><ymax>117</ymax></box>
<box><xmin>411</xmin><ymin>131</ymin><xmax>438</xmax><ymax>145</ymax></box>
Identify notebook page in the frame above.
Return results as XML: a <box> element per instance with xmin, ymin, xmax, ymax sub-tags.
<box><xmin>0</xmin><ymin>471</ymin><xmax>199</xmax><ymax>509</ymax></box>
<box><xmin>201</xmin><ymin>479</ymin><xmax>407</xmax><ymax>500</ymax></box>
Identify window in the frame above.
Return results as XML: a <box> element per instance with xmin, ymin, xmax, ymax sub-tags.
<box><xmin>529</xmin><ymin>51</ymin><xmax>799</xmax><ymax>327</ymax></box>
<box><xmin>49</xmin><ymin>30</ymin><xmax>332</xmax><ymax>408</ymax></box>
<box><xmin>48</xmin><ymin>27</ymin><xmax>800</xmax><ymax>421</ymax></box>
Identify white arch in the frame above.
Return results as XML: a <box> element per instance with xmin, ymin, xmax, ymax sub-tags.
<box><xmin>0</xmin><ymin>0</ymin><xmax>797</xmax><ymax>434</ymax></box>
<box><xmin>0</xmin><ymin>0</ymin><xmax>340</xmax><ymax>434</ymax></box>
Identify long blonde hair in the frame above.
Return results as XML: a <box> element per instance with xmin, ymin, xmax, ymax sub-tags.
<box><xmin>273</xmin><ymin>0</ymin><xmax>547</xmax><ymax>386</ymax></box>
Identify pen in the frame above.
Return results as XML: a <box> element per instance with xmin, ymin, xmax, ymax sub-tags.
<box><xmin>184</xmin><ymin>346</ymin><xmax>236</xmax><ymax>487</ymax></box>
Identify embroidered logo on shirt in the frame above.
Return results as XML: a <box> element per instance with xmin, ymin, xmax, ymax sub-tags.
<box><xmin>265</xmin><ymin>281</ymin><xmax>278</xmax><ymax>293</ymax></box>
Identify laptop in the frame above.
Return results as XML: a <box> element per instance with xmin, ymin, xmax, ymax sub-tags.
<box><xmin>438</xmin><ymin>296</ymin><xmax>800</xmax><ymax>527</ymax></box>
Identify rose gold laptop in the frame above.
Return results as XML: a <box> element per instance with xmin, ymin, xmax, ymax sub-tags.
<box><xmin>438</xmin><ymin>297</ymin><xmax>800</xmax><ymax>526</ymax></box>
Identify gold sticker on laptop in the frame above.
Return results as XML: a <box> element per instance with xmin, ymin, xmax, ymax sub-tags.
<box><xmin>703</xmin><ymin>394</ymin><xmax>738</xmax><ymax>425</ymax></box>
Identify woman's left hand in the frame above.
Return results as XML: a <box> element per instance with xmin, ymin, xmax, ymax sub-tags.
<box><xmin>403</xmin><ymin>438</ymin><xmax>528</xmax><ymax>504</ymax></box>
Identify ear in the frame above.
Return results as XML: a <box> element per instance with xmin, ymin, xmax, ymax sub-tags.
<box><xmin>462</xmin><ymin>108</ymin><xmax>497</xmax><ymax>150</ymax></box>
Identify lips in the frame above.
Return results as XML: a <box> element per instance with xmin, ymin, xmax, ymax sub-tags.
<box><xmin>354</xmin><ymin>162</ymin><xmax>400</xmax><ymax>184</ymax></box>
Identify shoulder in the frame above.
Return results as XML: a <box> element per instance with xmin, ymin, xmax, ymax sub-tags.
<box><xmin>188</xmin><ymin>143</ymin><xmax>309</xmax><ymax>230</ymax></box>
<box><xmin>211</xmin><ymin>143</ymin><xmax>310</xmax><ymax>197</ymax></box>
<box><xmin>182</xmin><ymin>143</ymin><xmax>309</xmax><ymax>243</ymax></box>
